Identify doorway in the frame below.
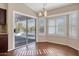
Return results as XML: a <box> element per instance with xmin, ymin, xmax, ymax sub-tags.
<box><xmin>14</xmin><ymin>12</ymin><xmax>36</xmax><ymax>48</ymax></box>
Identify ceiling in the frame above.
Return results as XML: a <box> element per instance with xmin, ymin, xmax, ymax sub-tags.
<box><xmin>25</xmin><ymin>3</ymin><xmax>72</xmax><ymax>13</ymax></box>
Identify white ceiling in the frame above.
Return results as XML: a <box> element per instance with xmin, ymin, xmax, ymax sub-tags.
<box><xmin>25</xmin><ymin>3</ymin><xmax>72</xmax><ymax>13</ymax></box>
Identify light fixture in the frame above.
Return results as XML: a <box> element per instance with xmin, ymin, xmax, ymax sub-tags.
<box><xmin>38</xmin><ymin>3</ymin><xmax>47</xmax><ymax>17</ymax></box>
<box><xmin>38</xmin><ymin>12</ymin><xmax>42</xmax><ymax>16</ymax></box>
<box><xmin>43</xmin><ymin>9</ymin><xmax>47</xmax><ymax>17</ymax></box>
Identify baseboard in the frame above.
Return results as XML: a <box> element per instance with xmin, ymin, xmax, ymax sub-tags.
<box><xmin>69</xmin><ymin>45</ymin><xmax>79</xmax><ymax>51</ymax></box>
<box><xmin>48</xmin><ymin>40</ymin><xmax>79</xmax><ymax>51</ymax></box>
<box><xmin>36</xmin><ymin>40</ymin><xmax>47</xmax><ymax>42</ymax></box>
<box><xmin>8</xmin><ymin>48</ymin><xmax>14</xmax><ymax>51</ymax></box>
<box><xmin>48</xmin><ymin>40</ymin><xmax>67</xmax><ymax>46</ymax></box>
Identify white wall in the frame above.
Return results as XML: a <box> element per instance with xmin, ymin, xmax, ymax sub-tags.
<box><xmin>0</xmin><ymin>3</ymin><xmax>8</xmax><ymax>9</ymax></box>
<box><xmin>7</xmin><ymin>3</ymin><xmax>37</xmax><ymax>51</ymax></box>
<box><xmin>37</xmin><ymin>4</ymin><xmax>79</xmax><ymax>50</ymax></box>
<box><xmin>0</xmin><ymin>4</ymin><xmax>8</xmax><ymax>33</ymax></box>
<box><xmin>47</xmin><ymin>11</ymin><xmax>79</xmax><ymax>50</ymax></box>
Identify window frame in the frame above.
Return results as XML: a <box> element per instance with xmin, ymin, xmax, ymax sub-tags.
<box><xmin>47</xmin><ymin>11</ymin><xmax>78</xmax><ymax>39</ymax></box>
<box><xmin>38</xmin><ymin>17</ymin><xmax>46</xmax><ymax>35</ymax></box>
<box><xmin>47</xmin><ymin>18</ymin><xmax>56</xmax><ymax>35</ymax></box>
<box><xmin>47</xmin><ymin>15</ymin><xmax>67</xmax><ymax>37</ymax></box>
<box><xmin>55</xmin><ymin>16</ymin><xmax>67</xmax><ymax>36</ymax></box>
<box><xmin>68</xmin><ymin>13</ymin><xmax>78</xmax><ymax>39</ymax></box>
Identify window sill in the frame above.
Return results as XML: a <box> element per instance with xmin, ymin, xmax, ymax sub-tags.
<box><xmin>47</xmin><ymin>34</ymin><xmax>67</xmax><ymax>38</ymax></box>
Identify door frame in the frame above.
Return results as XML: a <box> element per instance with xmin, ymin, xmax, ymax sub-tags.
<box><xmin>13</xmin><ymin>11</ymin><xmax>37</xmax><ymax>49</ymax></box>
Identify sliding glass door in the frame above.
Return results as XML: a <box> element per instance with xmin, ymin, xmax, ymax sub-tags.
<box><xmin>14</xmin><ymin>13</ymin><xmax>36</xmax><ymax>48</ymax></box>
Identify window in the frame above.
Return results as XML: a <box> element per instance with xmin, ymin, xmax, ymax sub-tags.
<box><xmin>47</xmin><ymin>12</ymin><xmax>78</xmax><ymax>38</ymax></box>
<box><xmin>48</xmin><ymin>16</ymin><xmax>66</xmax><ymax>35</ymax></box>
<box><xmin>38</xmin><ymin>17</ymin><xmax>46</xmax><ymax>35</ymax></box>
<box><xmin>48</xmin><ymin>18</ymin><xmax>55</xmax><ymax>34</ymax></box>
<box><xmin>56</xmin><ymin>16</ymin><xmax>66</xmax><ymax>35</ymax></box>
<box><xmin>28</xmin><ymin>19</ymin><xmax>35</xmax><ymax>34</ymax></box>
<box><xmin>69</xmin><ymin>13</ymin><xmax>77</xmax><ymax>39</ymax></box>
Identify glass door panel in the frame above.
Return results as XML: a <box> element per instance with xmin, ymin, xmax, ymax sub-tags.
<box><xmin>28</xmin><ymin>19</ymin><xmax>36</xmax><ymax>45</ymax></box>
<box><xmin>15</xmin><ymin>14</ymin><xmax>27</xmax><ymax>48</ymax></box>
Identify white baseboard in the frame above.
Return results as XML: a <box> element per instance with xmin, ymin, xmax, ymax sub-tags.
<box><xmin>48</xmin><ymin>40</ymin><xmax>79</xmax><ymax>51</ymax></box>
<box><xmin>48</xmin><ymin>40</ymin><xmax>67</xmax><ymax>46</ymax></box>
<box><xmin>69</xmin><ymin>45</ymin><xmax>79</xmax><ymax>51</ymax></box>
<box><xmin>36</xmin><ymin>40</ymin><xmax>47</xmax><ymax>42</ymax></box>
<box><xmin>8</xmin><ymin>48</ymin><xmax>14</xmax><ymax>51</ymax></box>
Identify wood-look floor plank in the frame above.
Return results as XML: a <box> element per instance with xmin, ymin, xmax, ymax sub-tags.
<box><xmin>0</xmin><ymin>42</ymin><xmax>78</xmax><ymax>56</ymax></box>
